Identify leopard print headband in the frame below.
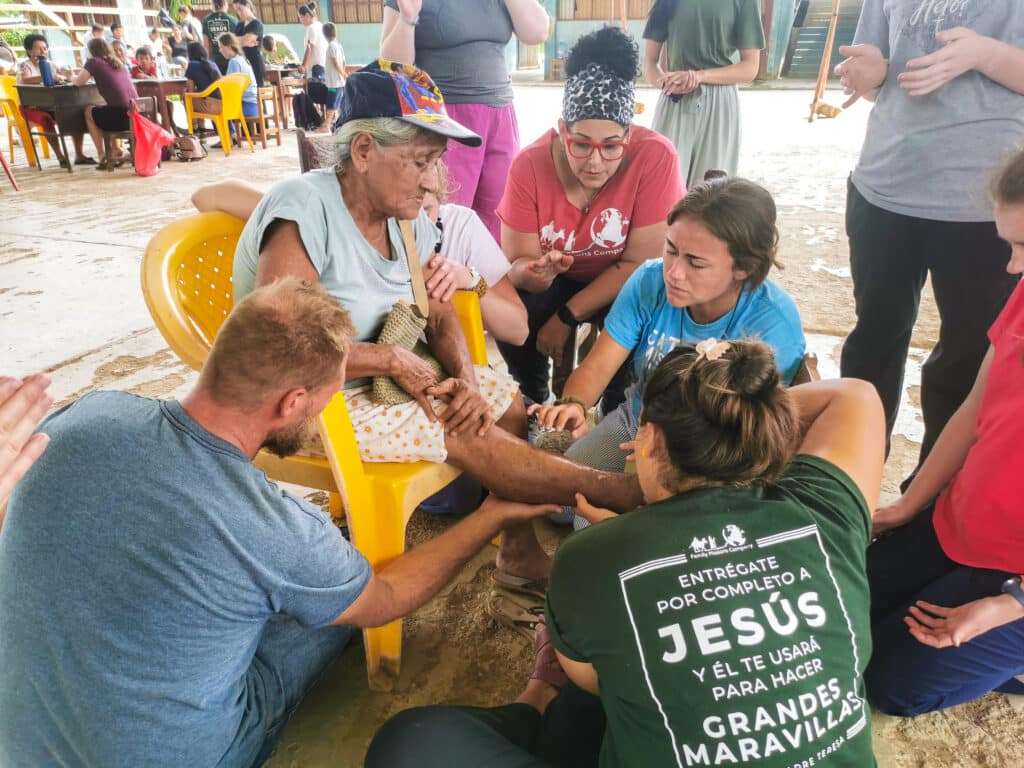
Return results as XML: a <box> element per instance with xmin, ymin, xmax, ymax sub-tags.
<box><xmin>563</xmin><ymin>63</ymin><xmax>635</xmax><ymax>127</ymax></box>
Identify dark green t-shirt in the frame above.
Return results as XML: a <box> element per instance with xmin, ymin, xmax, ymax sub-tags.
<box><xmin>643</xmin><ymin>0</ymin><xmax>766</xmax><ymax>72</ymax></box>
<box><xmin>202</xmin><ymin>11</ymin><xmax>237</xmax><ymax>74</ymax></box>
<box><xmin>547</xmin><ymin>456</ymin><xmax>875</xmax><ymax>768</ymax></box>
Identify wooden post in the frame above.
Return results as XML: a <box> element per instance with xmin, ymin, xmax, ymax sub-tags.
<box><xmin>808</xmin><ymin>0</ymin><xmax>841</xmax><ymax>122</ymax></box>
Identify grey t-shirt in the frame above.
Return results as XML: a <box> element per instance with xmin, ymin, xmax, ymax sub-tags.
<box><xmin>233</xmin><ymin>169</ymin><xmax>439</xmax><ymax>386</ymax></box>
<box><xmin>384</xmin><ymin>0</ymin><xmax>515</xmax><ymax>106</ymax></box>
<box><xmin>0</xmin><ymin>392</ymin><xmax>372</xmax><ymax>768</ymax></box>
<box><xmin>851</xmin><ymin>0</ymin><xmax>1024</xmax><ymax>222</ymax></box>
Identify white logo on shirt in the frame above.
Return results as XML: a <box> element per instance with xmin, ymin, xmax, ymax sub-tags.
<box><xmin>539</xmin><ymin>221</ymin><xmax>576</xmax><ymax>253</ymax></box>
<box><xmin>689</xmin><ymin>525</ymin><xmax>751</xmax><ymax>557</ymax></box>
<box><xmin>590</xmin><ymin>208</ymin><xmax>630</xmax><ymax>249</ymax></box>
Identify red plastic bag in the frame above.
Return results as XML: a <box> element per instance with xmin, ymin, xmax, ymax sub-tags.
<box><xmin>129</xmin><ymin>109</ymin><xmax>174</xmax><ymax>177</ymax></box>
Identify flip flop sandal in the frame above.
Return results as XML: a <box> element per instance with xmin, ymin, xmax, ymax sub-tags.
<box><xmin>491</xmin><ymin>570</ymin><xmax>548</xmax><ymax>601</ymax></box>
<box><xmin>94</xmin><ymin>160</ymin><xmax>109</xmax><ymax>171</ymax></box>
<box><xmin>74</xmin><ymin>157</ymin><xmax>97</xmax><ymax>166</ymax></box>
<box><xmin>487</xmin><ymin>591</ymin><xmax>544</xmax><ymax>642</ymax></box>
<box><xmin>530</xmin><ymin>620</ymin><xmax>568</xmax><ymax>690</ymax></box>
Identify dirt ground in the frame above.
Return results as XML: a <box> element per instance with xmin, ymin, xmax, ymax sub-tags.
<box><xmin>1</xmin><ymin>85</ymin><xmax>1019</xmax><ymax>766</ymax></box>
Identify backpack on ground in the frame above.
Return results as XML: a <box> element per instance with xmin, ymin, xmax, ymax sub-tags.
<box><xmin>173</xmin><ymin>135</ymin><xmax>207</xmax><ymax>161</ymax></box>
<box><xmin>292</xmin><ymin>92</ymin><xmax>324</xmax><ymax>131</ymax></box>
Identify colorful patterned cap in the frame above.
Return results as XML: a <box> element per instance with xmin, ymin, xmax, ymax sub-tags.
<box><xmin>340</xmin><ymin>59</ymin><xmax>482</xmax><ymax>147</ymax></box>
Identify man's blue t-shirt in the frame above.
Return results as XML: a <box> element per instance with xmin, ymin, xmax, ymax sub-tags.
<box><xmin>0</xmin><ymin>392</ymin><xmax>372</xmax><ymax>767</ymax></box>
<box><xmin>605</xmin><ymin>260</ymin><xmax>806</xmax><ymax>418</ymax></box>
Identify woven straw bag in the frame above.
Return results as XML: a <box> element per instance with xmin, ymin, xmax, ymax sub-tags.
<box><xmin>370</xmin><ymin>221</ymin><xmax>446</xmax><ymax>405</ymax></box>
<box><xmin>371</xmin><ymin>300</ymin><xmax>445</xmax><ymax>405</ymax></box>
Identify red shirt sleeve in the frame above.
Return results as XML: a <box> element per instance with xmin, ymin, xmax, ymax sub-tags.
<box><xmin>988</xmin><ymin>281</ymin><xmax>1024</xmax><ymax>346</ymax></box>
<box><xmin>629</xmin><ymin>133</ymin><xmax>686</xmax><ymax>229</ymax></box>
<box><xmin>496</xmin><ymin>147</ymin><xmax>542</xmax><ymax>236</ymax></box>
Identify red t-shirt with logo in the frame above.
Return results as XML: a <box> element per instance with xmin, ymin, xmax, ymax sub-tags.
<box><xmin>933</xmin><ymin>279</ymin><xmax>1024</xmax><ymax>573</ymax></box>
<box><xmin>496</xmin><ymin>126</ymin><xmax>684</xmax><ymax>283</ymax></box>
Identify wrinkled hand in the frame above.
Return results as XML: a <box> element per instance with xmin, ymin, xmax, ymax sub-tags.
<box><xmin>661</xmin><ymin>69</ymin><xmax>701</xmax><ymax>96</ymax></box>
<box><xmin>573</xmin><ymin>493</ymin><xmax>617</xmax><ymax>525</ymax></box>
<box><xmin>536</xmin><ymin>313</ymin><xmax>573</xmax><ymax>367</ymax></box>
<box><xmin>906</xmin><ymin>596</ymin><xmax>1018</xmax><ymax>649</ymax></box>
<box><xmin>899</xmin><ymin>28</ymin><xmax>987</xmax><ymax>96</ymax></box>
<box><xmin>425</xmin><ymin>255</ymin><xmax>472</xmax><ymax>302</ymax></box>
<box><xmin>834</xmin><ymin>44</ymin><xmax>888</xmax><ymax>108</ymax></box>
<box><xmin>389</xmin><ymin>346</ymin><xmax>442</xmax><ymax>419</ymax></box>
<box><xmin>872</xmin><ymin>497</ymin><xmax>919</xmax><ymax>537</ymax></box>
<box><xmin>427</xmin><ymin>377</ymin><xmax>493</xmax><ymax>436</ymax></box>
<box><xmin>397</xmin><ymin>0</ymin><xmax>422</xmax><ymax>19</ymax></box>
<box><xmin>0</xmin><ymin>374</ymin><xmax>53</xmax><ymax>505</ymax></box>
<box><xmin>524</xmin><ymin>250</ymin><xmax>574</xmax><ymax>291</ymax></box>
<box><xmin>528</xmin><ymin>401</ymin><xmax>589</xmax><ymax>439</ymax></box>
<box><xmin>478</xmin><ymin>494</ymin><xmax>563</xmax><ymax>525</ymax></box>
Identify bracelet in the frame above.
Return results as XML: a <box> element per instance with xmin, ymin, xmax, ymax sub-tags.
<box><xmin>554</xmin><ymin>396</ymin><xmax>588</xmax><ymax>414</ymax></box>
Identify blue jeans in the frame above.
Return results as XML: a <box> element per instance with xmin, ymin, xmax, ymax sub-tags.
<box><xmin>865</xmin><ymin>504</ymin><xmax>1024</xmax><ymax>716</ymax></box>
<box><xmin>223</xmin><ymin>616</ymin><xmax>354</xmax><ymax>767</ymax></box>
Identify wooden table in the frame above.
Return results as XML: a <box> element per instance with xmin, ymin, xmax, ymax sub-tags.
<box><xmin>265</xmin><ymin>67</ymin><xmax>302</xmax><ymax>129</ymax></box>
<box><xmin>16</xmin><ymin>84</ymin><xmax>104</xmax><ymax>172</ymax></box>
<box><xmin>132</xmin><ymin>78</ymin><xmax>188</xmax><ymax>133</ymax></box>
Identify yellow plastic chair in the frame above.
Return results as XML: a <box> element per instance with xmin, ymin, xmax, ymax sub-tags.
<box><xmin>142</xmin><ymin>212</ymin><xmax>487</xmax><ymax>690</ymax></box>
<box><xmin>0</xmin><ymin>75</ymin><xmax>47</xmax><ymax>166</ymax></box>
<box><xmin>183</xmin><ymin>73</ymin><xmax>255</xmax><ymax>157</ymax></box>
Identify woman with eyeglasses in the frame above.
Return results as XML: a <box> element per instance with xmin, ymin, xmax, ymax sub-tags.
<box><xmin>496</xmin><ymin>26</ymin><xmax>684</xmax><ymax>412</ymax></box>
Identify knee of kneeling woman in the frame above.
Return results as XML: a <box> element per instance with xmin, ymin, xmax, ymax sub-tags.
<box><xmin>365</xmin><ymin>707</ymin><xmax>460</xmax><ymax>767</ymax></box>
<box><xmin>864</xmin><ymin>669</ymin><xmax>939</xmax><ymax>718</ymax></box>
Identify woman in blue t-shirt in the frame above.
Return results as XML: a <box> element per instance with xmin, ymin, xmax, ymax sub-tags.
<box><xmin>531</xmin><ymin>177</ymin><xmax>805</xmax><ymax>528</ymax></box>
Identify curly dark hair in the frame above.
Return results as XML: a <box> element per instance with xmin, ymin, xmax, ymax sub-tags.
<box><xmin>565</xmin><ymin>25</ymin><xmax>639</xmax><ymax>81</ymax></box>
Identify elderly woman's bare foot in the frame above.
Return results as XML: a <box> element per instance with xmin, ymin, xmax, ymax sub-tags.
<box><xmin>495</xmin><ymin>521</ymin><xmax>551</xmax><ymax>584</ymax></box>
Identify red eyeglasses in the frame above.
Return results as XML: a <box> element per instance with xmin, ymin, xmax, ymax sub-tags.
<box><xmin>564</xmin><ymin>136</ymin><xmax>629</xmax><ymax>161</ymax></box>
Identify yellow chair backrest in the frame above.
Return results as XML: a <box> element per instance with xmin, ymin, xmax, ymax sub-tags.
<box><xmin>0</xmin><ymin>75</ymin><xmax>20</xmax><ymax>106</ymax></box>
<box><xmin>210</xmin><ymin>72</ymin><xmax>252</xmax><ymax>120</ymax></box>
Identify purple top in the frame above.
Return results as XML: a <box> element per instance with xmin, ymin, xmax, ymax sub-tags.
<box><xmin>83</xmin><ymin>57</ymin><xmax>137</xmax><ymax>109</ymax></box>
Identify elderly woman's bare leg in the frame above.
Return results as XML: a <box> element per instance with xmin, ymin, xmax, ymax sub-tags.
<box><xmin>444</xmin><ymin>399</ymin><xmax>642</xmax><ymax>581</ymax></box>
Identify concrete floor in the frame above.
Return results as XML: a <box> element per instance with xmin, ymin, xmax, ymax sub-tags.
<box><xmin>4</xmin><ymin>87</ymin><xmax>1021</xmax><ymax>767</ymax></box>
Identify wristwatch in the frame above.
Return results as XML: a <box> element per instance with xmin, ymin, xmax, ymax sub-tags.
<box><xmin>1002</xmin><ymin>576</ymin><xmax>1024</xmax><ymax>607</ymax></box>
<box><xmin>467</xmin><ymin>267</ymin><xmax>488</xmax><ymax>298</ymax></box>
<box><xmin>400</xmin><ymin>13</ymin><xmax>419</xmax><ymax>25</ymax></box>
<box><xmin>556</xmin><ymin>305</ymin><xmax>579</xmax><ymax>327</ymax></box>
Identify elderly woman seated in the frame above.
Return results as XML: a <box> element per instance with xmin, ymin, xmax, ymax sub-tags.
<box><xmin>232</xmin><ymin>60</ymin><xmax>642</xmax><ymax>584</ymax></box>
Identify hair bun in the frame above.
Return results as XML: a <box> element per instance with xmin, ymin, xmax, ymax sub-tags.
<box><xmin>725</xmin><ymin>343</ymin><xmax>781</xmax><ymax>399</ymax></box>
<box><xmin>565</xmin><ymin>26</ymin><xmax>639</xmax><ymax>81</ymax></box>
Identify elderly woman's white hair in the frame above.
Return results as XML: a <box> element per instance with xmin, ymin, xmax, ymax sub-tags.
<box><xmin>324</xmin><ymin>118</ymin><xmax>441</xmax><ymax>173</ymax></box>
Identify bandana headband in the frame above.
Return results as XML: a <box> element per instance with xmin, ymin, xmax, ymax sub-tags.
<box><xmin>562</xmin><ymin>63</ymin><xmax>635</xmax><ymax>127</ymax></box>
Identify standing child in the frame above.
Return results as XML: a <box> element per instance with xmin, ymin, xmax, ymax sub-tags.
<box><xmin>322</xmin><ymin>22</ymin><xmax>345</xmax><ymax>131</ymax></box>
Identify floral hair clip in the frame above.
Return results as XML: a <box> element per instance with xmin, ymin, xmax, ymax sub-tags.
<box><xmin>695</xmin><ymin>338</ymin><xmax>731</xmax><ymax>362</ymax></box>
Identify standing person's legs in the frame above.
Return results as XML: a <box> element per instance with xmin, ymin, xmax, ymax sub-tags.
<box><xmin>226</xmin><ymin>615</ymin><xmax>356</xmax><ymax>766</ymax></box>
<box><xmin>683</xmin><ymin>83</ymin><xmax>741</xmax><ymax>188</ymax></box>
<box><xmin>866</xmin><ymin>564</ymin><xmax>1024</xmax><ymax>716</ymax></box>
<box><xmin>497</xmin><ymin>276</ymin><xmax>587</xmax><ymax>405</ymax></box>
<box><xmin>840</xmin><ymin>180</ymin><xmax>926</xmax><ymax>450</ymax></box>
<box><xmin>442</xmin><ymin>103</ymin><xmax>488</xmax><ymax>222</ymax></box>
<box><xmin>913</xmin><ymin>219</ymin><xmax>1016</xmax><ymax>466</ymax></box>
<box><xmin>472</xmin><ymin>103</ymin><xmax>520</xmax><ymax>242</ymax></box>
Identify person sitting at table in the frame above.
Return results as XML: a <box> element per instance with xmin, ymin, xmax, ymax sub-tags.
<box><xmin>532</xmin><ymin>177</ymin><xmax>806</xmax><ymax>529</ymax></box>
<box><xmin>232</xmin><ymin>0</ymin><xmax>265</xmax><ymax>86</ymax></box>
<box><xmin>111</xmin><ymin>39</ymin><xmax>135</xmax><ymax>70</ymax></box>
<box><xmin>70</xmin><ymin>38</ymin><xmax>138</xmax><ymax>170</ymax></box>
<box><xmin>261</xmin><ymin>35</ymin><xmax>296</xmax><ymax>67</ymax></box>
<box><xmin>208</xmin><ymin>33</ymin><xmax>257</xmax><ymax>148</ymax></box>
<box><xmin>167</xmin><ymin>25</ymin><xmax>189</xmax><ymax>67</ymax></box>
<box><xmin>130</xmin><ymin>46</ymin><xmax>157</xmax><ymax>79</ymax></box>
<box><xmin>184</xmin><ymin>41</ymin><xmax>225</xmax><ymax>127</ymax></box>
<box><xmin>16</xmin><ymin>33</ymin><xmax>93</xmax><ymax>168</ymax></box>
<box><xmin>495</xmin><ymin>26</ymin><xmax>684</xmax><ymax>413</ymax></box>
<box><xmin>366</xmin><ymin>342</ymin><xmax>885</xmax><ymax>768</ymax></box>
<box><xmin>232</xmin><ymin>60</ymin><xmax>645</xmax><ymax>584</ymax></box>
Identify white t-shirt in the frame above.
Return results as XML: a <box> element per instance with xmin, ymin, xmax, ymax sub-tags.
<box><xmin>304</xmin><ymin>21</ymin><xmax>327</xmax><ymax>70</ymax></box>
<box><xmin>325</xmin><ymin>39</ymin><xmax>345</xmax><ymax>88</ymax></box>
<box><xmin>438</xmin><ymin>203</ymin><xmax>510</xmax><ymax>288</ymax></box>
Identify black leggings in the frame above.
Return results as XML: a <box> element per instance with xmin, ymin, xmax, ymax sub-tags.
<box><xmin>365</xmin><ymin>681</ymin><xmax>606</xmax><ymax>768</ymax></box>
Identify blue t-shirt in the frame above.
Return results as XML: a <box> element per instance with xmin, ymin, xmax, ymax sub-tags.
<box><xmin>185</xmin><ymin>58</ymin><xmax>220</xmax><ymax>94</ymax></box>
<box><xmin>605</xmin><ymin>260</ymin><xmax>806</xmax><ymax>419</ymax></box>
<box><xmin>233</xmin><ymin>169</ymin><xmax>439</xmax><ymax>385</ymax></box>
<box><xmin>227</xmin><ymin>54</ymin><xmax>257</xmax><ymax>104</ymax></box>
<box><xmin>0</xmin><ymin>392</ymin><xmax>371</xmax><ymax>767</ymax></box>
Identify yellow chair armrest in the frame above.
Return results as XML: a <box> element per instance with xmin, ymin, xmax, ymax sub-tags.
<box><xmin>185</xmin><ymin>78</ymin><xmax>222</xmax><ymax>100</ymax></box>
<box><xmin>451</xmin><ymin>290</ymin><xmax>488</xmax><ymax>367</ymax></box>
